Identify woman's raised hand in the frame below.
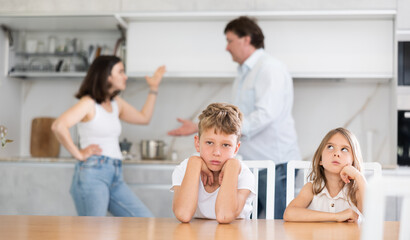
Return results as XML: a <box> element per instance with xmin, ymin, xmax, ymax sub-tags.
<box><xmin>145</xmin><ymin>65</ymin><xmax>166</xmax><ymax>90</ymax></box>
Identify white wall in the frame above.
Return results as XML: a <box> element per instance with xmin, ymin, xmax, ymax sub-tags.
<box><xmin>293</xmin><ymin>80</ymin><xmax>391</xmax><ymax>165</ymax></box>
<box><xmin>17</xmin><ymin>77</ymin><xmax>392</xmax><ymax>166</ymax></box>
<box><xmin>0</xmin><ymin>30</ymin><xmax>22</xmax><ymax>157</ymax></box>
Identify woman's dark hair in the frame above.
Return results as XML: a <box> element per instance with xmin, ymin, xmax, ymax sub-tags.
<box><xmin>224</xmin><ymin>16</ymin><xmax>265</xmax><ymax>49</ymax></box>
<box><xmin>76</xmin><ymin>55</ymin><xmax>122</xmax><ymax>104</ymax></box>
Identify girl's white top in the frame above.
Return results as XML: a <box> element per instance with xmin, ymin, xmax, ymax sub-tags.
<box><xmin>172</xmin><ymin>158</ymin><xmax>256</xmax><ymax>219</ymax></box>
<box><xmin>77</xmin><ymin>99</ymin><xmax>122</xmax><ymax>159</ymax></box>
<box><xmin>308</xmin><ymin>183</ymin><xmax>363</xmax><ymax>221</ymax></box>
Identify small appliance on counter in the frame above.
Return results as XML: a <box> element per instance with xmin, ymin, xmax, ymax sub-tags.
<box><xmin>119</xmin><ymin>138</ymin><xmax>132</xmax><ymax>154</ymax></box>
<box><xmin>119</xmin><ymin>138</ymin><xmax>133</xmax><ymax>160</ymax></box>
<box><xmin>398</xmin><ymin>110</ymin><xmax>410</xmax><ymax>166</ymax></box>
<box><xmin>398</xmin><ymin>41</ymin><xmax>410</xmax><ymax>86</ymax></box>
<box><xmin>140</xmin><ymin>140</ymin><xmax>166</xmax><ymax>160</ymax></box>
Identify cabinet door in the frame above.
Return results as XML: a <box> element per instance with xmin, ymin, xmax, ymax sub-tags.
<box><xmin>127</xmin><ymin>20</ymin><xmax>236</xmax><ymax>76</ymax></box>
<box><xmin>123</xmin><ymin>164</ymin><xmax>175</xmax><ymax>218</ymax></box>
<box><xmin>398</xmin><ymin>0</ymin><xmax>410</xmax><ymax>30</ymax></box>
<box><xmin>0</xmin><ymin>162</ymin><xmax>76</xmax><ymax>216</ymax></box>
<box><xmin>126</xmin><ymin>18</ymin><xmax>393</xmax><ymax>79</ymax></box>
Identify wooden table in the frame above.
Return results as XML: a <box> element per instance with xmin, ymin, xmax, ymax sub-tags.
<box><xmin>0</xmin><ymin>215</ymin><xmax>399</xmax><ymax>240</ymax></box>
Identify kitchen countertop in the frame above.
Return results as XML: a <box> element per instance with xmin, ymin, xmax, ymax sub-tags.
<box><xmin>1</xmin><ymin>157</ymin><xmax>409</xmax><ymax>173</ymax></box>
<box><xmin>0</xmin><ymin>156</ymin><xmax>180</xmax><ymax>165</ymax></box>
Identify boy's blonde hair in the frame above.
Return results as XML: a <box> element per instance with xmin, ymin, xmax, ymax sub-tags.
<box><xmin>198</xmin><ymin>103</ymin><xmax>243</xmax><ymax>141</ymax></box>
<box><xmin>308</xmin><ymin>127</ymin><xmax>364</xmax><ymax>207</ymax></box>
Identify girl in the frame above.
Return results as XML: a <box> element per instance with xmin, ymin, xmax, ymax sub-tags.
<box><xmin>52</xmin><ymin>55</ymin><xmax>165</xmax><ymax>217</ymax></box>
<box><xmin>283</xmin><ymin>127</ymin><xmax>366</xmax><ymax>222</ymax></box>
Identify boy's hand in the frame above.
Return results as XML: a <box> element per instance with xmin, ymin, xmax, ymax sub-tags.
<box><xmin>219</xmin><ymin>158</ymin><xmax>241</xmax><ymax>185</ymax></box>
<box><xmin>335</xmin><ymin>209</ymin><xmax>359</xmax><ymax>223</ymax></box>
<box><xmin>189</xmin><ymin>156</ymin><xmax>213</xmax><ymax>186</ymax></box>
<box><xmin>340</xmin><ymin>165</ymin><xmax>360</xmax><ymax>184</ymax></box>
<box><xmin>194</xmin><ymin>156</ymin><xmax>214</xmax><ymax>186</ymax></box>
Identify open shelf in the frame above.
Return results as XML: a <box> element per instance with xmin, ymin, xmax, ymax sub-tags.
<box><xmin>0</xmin><ymin>14</ymin><xmax>119</xmax><ymax>31</ymax></box>
<box><xmin>9</xmin><ymin>72</ymin><xmax>86</xmax><ymax>78</ymax></box>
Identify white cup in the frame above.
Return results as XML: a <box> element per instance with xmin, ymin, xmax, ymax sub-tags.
<box><xmin>26</xmin><ymin>40</ymin><xmax>38</xmax><ymax>53</ymax></box>
<box><xmin>48</xmin><ymin>36</ymin><xmax>56</xmax><ymax>53</ymax></box>
<box><xmin>37</xmin><ymin>41</ymin><xmax>45</xmax><ymax>53</ymax></box>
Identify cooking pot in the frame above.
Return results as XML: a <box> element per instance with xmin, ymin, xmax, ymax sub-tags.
<box><xmin>140</xmin><ymin>140</ymin><xmax>166</xmax><ymax>160</ymax></box>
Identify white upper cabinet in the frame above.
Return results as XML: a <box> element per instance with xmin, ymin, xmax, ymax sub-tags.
<box><xmin>397</xmin><ymin>0</ymin><xmax>410</xmax><ymax>30</ymax></box>
<box><xmin>123</xmin><ymin>11</ymin><xmax>395</xmax><ymax>80</ymax></box>
<box><xmin>397</xmin><ymin>0</ymin><xmax>410</xmax><ymax>41</ymax></box>
<box><xmin>126</xmin><ymin>19</ymin><xmax>236</xmax><ymax>79</ymax></box>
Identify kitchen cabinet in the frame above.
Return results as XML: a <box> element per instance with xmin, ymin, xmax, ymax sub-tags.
<box><xmin>0</xmin><ymin>160</ymin><xmax>176</xmax><ymax>217</ymax></box>
<box><xmin>0</xmin><ymin>161</ymin><xmax>76</xmax><ymax>216</ymax></box>
<box><xmin>397</xmin><ymin>0</ymin><xmax>410</xmax><ymax>31</ymax></box>
<box><xmin>0</xmin><ymin>15</ymin><xmax>122</xmax><ymax>78</ymax></box>
<box><xmin>122</xmin><ymin>10</ymin><xmax>395</xmax><ymax>81</ymax></box>
<box><xmin>1</xmin><ymin>11</ymin><xmax>396</xmax><ymax>81</ymax></box>
<box><xmin>395</xmin><ymin>0</ymin><xmax>410</xmax><ymax>167</ymax></box>
<box><xmin>123</xmin><ymin>164</ymin><xmax>175</xmax><ymax>218</ymax></box>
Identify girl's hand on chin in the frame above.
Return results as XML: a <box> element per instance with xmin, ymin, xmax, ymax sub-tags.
<box><xmin>340</xmin><ymin>165</ymin><xmax>359</xmax><ymax>184</ymax></box>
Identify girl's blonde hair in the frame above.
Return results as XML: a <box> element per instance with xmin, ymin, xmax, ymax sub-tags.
<box><xmin>308</xmin><ymin>127</ymin><xmax>364</xmax><ymax>207</ymax></box>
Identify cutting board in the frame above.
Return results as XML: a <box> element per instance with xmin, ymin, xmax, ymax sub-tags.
<box><xmin>30</xmin><ymin>117</ymin><xmax>60</xmax><ymax>157</ymax></box>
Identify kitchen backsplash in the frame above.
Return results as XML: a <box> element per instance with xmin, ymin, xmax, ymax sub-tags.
<box><xmin>14</xmin><ymin>78</ymin><xmax>392</xmax><ymax>165</ymax></box>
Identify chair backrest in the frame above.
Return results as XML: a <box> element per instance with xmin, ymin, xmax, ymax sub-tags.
<box><xmin>243</xmin><ymin>160</ymin><xmax>275</xmax><ymax>220</ymax></box>
<box><xmin>361</xmin><ymin>176</ymin><xmax>410</xmax><ymax>240</ymax></box>
<box><xmin>362</xmin><ymin>161</ymin><xmax>382</xmax><ymax>179</ymax></box>
<box><xmin>286</xmin><ymin>160</ymin><xmax>382</xmax><ymax>206</ymax></box>
<box><xmin>286</xmin><ymin>160</ymin><xmax>311</xmax><ymax>206</ymax></box>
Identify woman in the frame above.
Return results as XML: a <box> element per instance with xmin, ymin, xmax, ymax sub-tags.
<box><xmin>52</xmin><ymin>55</ymin><xmax>165</xmax><ymax>217</ymax></box>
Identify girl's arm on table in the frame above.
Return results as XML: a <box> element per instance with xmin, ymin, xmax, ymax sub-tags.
<box><xmin>215</xmin><ymin>158</ymin><xmax>250</xmax><ymax>224</ymax></box>
<box><xmin>51</xmin><ymin>96</ymin><xmax>101</xmax><ymax>160</ymax></box>
<box><xmin>172</xmin><ymin>156</ymin><xmax>212</xmax><ymax>223</ymax></box>
<box><xmin>283</xmin><ymin>182</ymin><xmax>359</xmax><ymax>222</ymax></box>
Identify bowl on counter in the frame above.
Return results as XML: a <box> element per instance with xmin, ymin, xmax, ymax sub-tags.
<box><xmin>140</xmin><ymin>140</ymin><xmax>166</xmax><ymax>160</ymax></box>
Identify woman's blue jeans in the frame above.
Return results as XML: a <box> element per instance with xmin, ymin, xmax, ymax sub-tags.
<box><xmin>70</xmin><ymin>155</ymin><xmax>153</xmax><ymax>217</ymax></box>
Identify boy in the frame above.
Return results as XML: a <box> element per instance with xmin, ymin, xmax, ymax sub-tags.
<box><xmin>171</xmin><ymin>103</ymin><xmax>255</xmax><ymax>224</ymax></box>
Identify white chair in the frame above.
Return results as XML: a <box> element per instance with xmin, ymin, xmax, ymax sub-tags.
<box><xmin>362</xmin><ymin>161</ymin><xmax>382</xmax><ymax>179</ymax></box>
<box><xmin>243</xmin><ymin>160</ymin><xmax>275</xmax><ymax>220</ymax></box>
<box><xmin>286</xmin><ymin>160</ymin><xmax>382</xmax><ymax>206</ymax></box>
<box><xmin>286</xmin><ymin>160</ymin><xmax>311</xmax><ymax>206</ymax></box>
<box><xmin>361</xmin><ymin>176</ymin><xmax>410</xmax><ymax>240</ymax></box>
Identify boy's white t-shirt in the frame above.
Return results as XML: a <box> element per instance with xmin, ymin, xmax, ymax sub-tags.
<box><xmin>171</xmin><ymin>158</ymin><xmax>256</xmax><ymax>220</ymax></box>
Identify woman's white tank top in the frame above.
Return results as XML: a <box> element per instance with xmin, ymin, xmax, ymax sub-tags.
<box><xmin>77</xmin><ymin>99</ymin><xmax>122</xmax><ymax>159</ymax></box>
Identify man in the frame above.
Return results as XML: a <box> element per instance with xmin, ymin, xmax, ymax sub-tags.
<box><xmin>168</xmin><ymin>16</ymin><xmax>300</xmax><ymax>219</ymax></box>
